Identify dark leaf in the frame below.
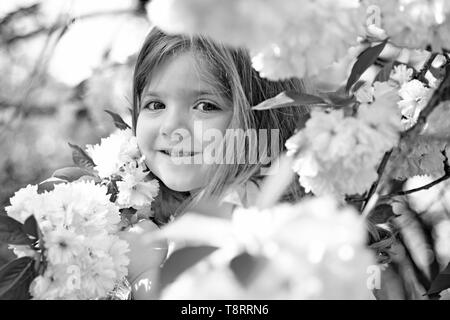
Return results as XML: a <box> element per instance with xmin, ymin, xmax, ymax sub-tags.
<box><xmin>374</xmin><ymin>60</ymin><xmax>395</xmax><ymax>83</ymax></box>
<box><xmin>429</xmin><ymin>66</ymin><xmax>447</xmax><ymax>80</ymax></box>
<box><xmin>0</xmin><ymin>257</ymin><xmax>35</xmax><ymax>300</ymax></box>
<box><xmin>22</xmin><ymin>215</ymin><xmax>38</xmax><ymax>239</ymax></box>
<box><xmin>252</xmin><ymin>91</ymin><xmax>326</xmax><ymax>111</ymax></box>
<box><xmin>368</xmin><ymin>204</ymin><xmax>396</xmax><ymax>224</ymax></box>
<box><xmin>318</xmin><ymin>91</ymin><xmax>356</xmax><ymax>107</ymax></box>
<box><xmin>68</xmin><ymin>143</ymin><xmax>96</xmax><ymax>170</ymax></box>
<box><xmin>159</xmin><ymin>245</ymin><xmax>218</xmax><ymax>292</ymax></box>
<box><xmin>104</xmin><ymin>110</ymin><xmax>131</xmax><ymax>130</ymax></box>
<box><xmin>120</xmin><ymin>208</ymin><xmax>137</xmax><ymax>225</ymax></box>
<box><xmin>229</xmin><ymin>251</ymin><xmax>268</xmax><ymax>287</ymax></box>
<box><xmin>0</xmin><ymin>216</ymin><xmax>31</xmax><ymax>245</ymax></box>
<box><xmin>346</xmin><ymin>39</ymin><xmax>388</xmax><ymax>92</ymax></box>
<box><xmin>52</xmin><ymin>166</ymin><xmax>95</xmax><ymax>182</ymax></box>
<box><xmin>107</xmin><ymin>180</ymin><xmax>119</xmax><ymax>202</ymax></box>
<box><xmin>427</xmin><ymin>262</ymin><xmax>450</xmax><ymax>296</ymax></box>
<box><xmin>351</xmin><ymin>81</ymin><xmax>367</xmax><ymax>93</ymax></box>
<box><xmin>37</xmin><ymin>178</ymin><xmax>66</xmax><ymax>194</ymax></box>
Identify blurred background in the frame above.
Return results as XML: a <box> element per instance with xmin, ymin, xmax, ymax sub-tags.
<box><xmin>0</xmin><ymin>0</ymin><xmax>153</xmax><ymax>265</ymax></box>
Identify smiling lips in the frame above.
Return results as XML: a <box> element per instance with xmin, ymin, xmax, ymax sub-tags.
<box><xmin>157</xmin><ymin>149</ymin><xmax>201</xmax><ymax>157</ymax></box>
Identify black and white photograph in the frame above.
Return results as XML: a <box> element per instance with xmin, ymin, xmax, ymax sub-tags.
<box><xmin>1</xmin><ymin>0</ymin><xmax>450</xmax><ymax>305</ymax></box>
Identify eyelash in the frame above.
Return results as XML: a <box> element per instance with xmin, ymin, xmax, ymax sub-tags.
<box><xmin>142</xmin><ymin>101</ymin><xmax>222</xmax><ymax>112</ymax></box>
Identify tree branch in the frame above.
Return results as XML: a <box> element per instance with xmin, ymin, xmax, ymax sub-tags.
<box><xmin>349</xmin><ymin>61</ymin><xmax>450</xmax><ymax>205</ymax></box>
<box><xmin>2</xmin><ymin>9</ymin><xmax>136</xmax><ymax>46</ymax></box>
<box><xmin>361</xmin><ymin>150</ymin><xmax>393</xmax><ymax>211</ymax></box>
<box><xmin>379</xmin><ymin>173</ymin><xmax>450</xmax><ymax>200</ymax></box>
<box><xmin>0</xmin><ymin>4</ymin><xmax>40</xmax><ymax>28</ymax></box>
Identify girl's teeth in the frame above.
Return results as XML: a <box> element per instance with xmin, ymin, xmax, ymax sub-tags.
<box><xmin>166</xmin><ymin>151</ymin><xmax>194</xmax><ymax>157</ymax></box>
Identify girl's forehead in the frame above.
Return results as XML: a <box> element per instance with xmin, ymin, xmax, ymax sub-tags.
<box><xmin>144</xmin><ymin>51</ymin><xmax>224</xmax><ymax>98</ymax></box>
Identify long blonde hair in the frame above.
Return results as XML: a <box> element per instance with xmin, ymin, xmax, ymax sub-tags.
<box><xmin>132</xmin><ymin>27</ymin><xmax>311</xmax><ymax>224</ymax></box>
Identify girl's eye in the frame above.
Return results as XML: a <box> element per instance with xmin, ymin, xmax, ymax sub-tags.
<box><xmin>144</xmin><ymin>101</ymin><xmax>165</xmax><ymax>110</ymax></box>
<box><xmin>195</xmin><ymin>102</ymin><xmax>221</xmax><ymax>112</ymax></box>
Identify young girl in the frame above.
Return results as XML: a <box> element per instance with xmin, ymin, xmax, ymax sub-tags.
<box><xmin>119</xmin><ymin>27</ymin><xmax>311</xmax><ymax>299</ymax></box>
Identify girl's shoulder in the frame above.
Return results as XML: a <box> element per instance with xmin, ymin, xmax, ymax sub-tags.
<box><xmin>219</xmin><ymin>177</ymin><xmax>261</xmax><ymax>209</ymax></box>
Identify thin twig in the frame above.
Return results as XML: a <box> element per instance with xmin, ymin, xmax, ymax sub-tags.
<box><xmin>401</xmin><ymin>63</ymin><xmax>450</xmax><ymax>140</ymax></box>
<box><xmin>0</xmin><ymin>4</ymin><xmax>40</xmax><ymax>28</ymax></box>
<box><xmin>380</xmin><ymin>174</ymin><xmax>450</xmax><ymax>200</ymax></box>
<box><xmin>416</xmin><ymin>52</ymin><xmax>439</xmax><ymax>85</ymax></box>
<box><xmin>361</xmin><ymin>150</ymin><xmax>393</xmax><ymax>211</ymax></box>
<box><xmin>350</xmin><ymin>62</ymin><xmax>450</xmax><ymax>206</ymax></box>
<box><xmin>2</xmin><ymin>9</ymin><xmax>136</xmax><ymax>46</ymax></box>
<box><xmin>0</xmin><ymin>16</ymin><xmax>67</xmax><ymax>140</ymax></box>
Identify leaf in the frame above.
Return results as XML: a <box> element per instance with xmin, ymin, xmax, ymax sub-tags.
<box><xmin>0</xmin><ymin>216</ymin><xmax>31</xmax><ymax>245</ymax></box>
<box><xmin>37</xmin><ymin>178</ymin><xmax>66</xmax><ymax>194</ymax></box>
<box><xmin>346</xmin><ymin>39</ymin><xmax>388</xmax><ymax>92</ymax></box>
<box><xmin>107</xmin><ymin>180</ymin><xmax>119</xmax><ymax>202</ymax></box>
<box><xmin>229</xmin><ymin>252</ymin><xmax>268</xmax><ymax>287</ymax></box>
<box><xmin>252</xmin><ymin>91</ymin><xmax>326</xmax><ymax>111</ymax></box>
<box><xmin>104</xmin><ymin>110</ymin><xmax>131</xmax><ymax>130</ymax></box>
<box><xmin>368</xmin><ymin>204</ymin><xmax>396</xmax><ymax>225</ymax></box>
<box><xmin>159</xmin><ymin>245</ymin><xmax>218</xmax><ymax>292</ymax></box>
<box><xmin>68</xmin><ymin>143</ymin><xmax>96</xmax><ymax>170</ymax></box>
<box><xmin>374</xmin><ymin>60</ymin><xmax>395</xmax><ymax>83</ymax></box>
<box><xmin>318</xmin><ymin>91</ymin><xmax>356</xmax><ymax>107</ymax></box>
<box><xmin>22</xmin><ymin>215</ymin><xmax>38</xmax><ymax>240</ymax></box>
<box><xmin>0</xmin><ymin>257</ymin><xmax>35</xmax><ymax>299</ymax></box>
<box><xmin>52</xmin><ymin>166</ymin><xmax>95</xmax><ymax>182</ymax></box>
<box><xmin>120</xmin><ymin>208</ymin><xmax>137</xmax><ymax>226</ymax></box>
<box><xmin>427</xmin><ymin>262</ymin><xmax>450</xmax><ymax>296</ymax></box>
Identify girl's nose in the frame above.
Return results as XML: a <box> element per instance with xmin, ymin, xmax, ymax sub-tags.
<box><xmin>159</xmin><ymin>106</ymin><xmax>190</xmax><ymax>142</ymax></box>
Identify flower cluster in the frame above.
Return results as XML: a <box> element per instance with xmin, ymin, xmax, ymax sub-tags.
<box><xmin>5</xmin><ymin>181</ymin><xmax>129</xmax><ymax>299</ymax></box>
<box><xmin>286</xmin><ymin>82</ymin><xmax>401</xmax><ymax>199</ymax></box>
<box><xmin>85</xmin><ymin>128</ymin><xmax>159</xmax><ymax>210</ymax></box>
<box><xmin>351</xmin><ymin>51</ymin><xmax>449</xmax><ymax>180</ymax></box>
<box><xmin>147</xmin><ymin>0</ymin><xmax>365</xmax><ymax>80</ymax></box>
<box><xmin>360</xmin><ymin>0</ymin><xmax>450</xmax><ymax>50</ymax></box>
<box><xmin>159</xmin><ymin>197</ymin><xmax>375</xmax><ymax>299</ymax></box>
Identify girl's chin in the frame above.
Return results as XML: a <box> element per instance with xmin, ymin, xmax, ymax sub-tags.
<box><xmin>158</xmin><ymin>175</ymin><xmax>205</xmax><ymax>192</ymax></box>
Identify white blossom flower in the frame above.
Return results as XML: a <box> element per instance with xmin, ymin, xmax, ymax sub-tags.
<box><xmin>45</xmin><ymin>228</ymin><xmax>85</xmax><ymax>265</ymax></box>
<box><xmin>398</xmin><ymin>79</ymin><xmax>432</xmax><ymax>129</ymax></box>
<box><xmin>390</xmin><ymin>64</ymin><xmax>413</xmax><ymax>86</ymax></box>
<box><xmin>30</xmin><ymin>275</ymin><xmax>61</xmax><ymax>300</ymax></box>
<box><xmin>7</xmin><ymin>180</ymin><xmax>131</xmax><ymax>300</ymax></box>
<box><xmin>43</xmin><ymin>181</ymin><xmax>121</xmax><ymax>235</ymax></box>
<box><xmin>5</xmin><ymin>184</ymin><xmax>41</xmax><ymax>223</ymax></box>
<box><xmin>116</xmin><ymin>163</ymin><xmax>159</xmax><ymax>209</ymax></box>
<box><xmin>405</xmin><ymin>175</ymin><xmax>447</xmax><ymax>213</ymax></box>
<box><xmin>161</xmin><ymin>197</ymin><xmax>375</xmax><ymax>299</ymax></box>
<box><xmin>355</xmin><ymin>82</ymin><xmax>375</xmax><ymax>104</ymax></box>
<box><xmin>360</xmin><ymin>0</ymin><xmax>450</xmax><ymax>50</ymax></box>
<box><xmin>85</xmin><ymin>129</ymin><xmax>140</xmax><ymax>178</ymax></box>
<box><xmin>286</xmin><ymin>90</ymin><xmax>401</xmax><ymax>198</ymax></box>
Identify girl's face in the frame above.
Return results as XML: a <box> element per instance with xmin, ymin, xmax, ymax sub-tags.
<box><xmin>136</xmin><ymin>51</ymin><xmax>233</xmax><ymax>192</ymax></box>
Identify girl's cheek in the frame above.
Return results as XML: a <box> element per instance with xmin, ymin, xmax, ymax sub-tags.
<box><xmin>136</xmin><ymin>115</ymin><xmax>159</xmax><ymax>151</ymax></box>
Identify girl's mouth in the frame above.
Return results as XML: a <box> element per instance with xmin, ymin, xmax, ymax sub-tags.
<box><xmin>158</xmin><ymin>149</ymin><xmax>200</xmax><ymax>157</ymax></box>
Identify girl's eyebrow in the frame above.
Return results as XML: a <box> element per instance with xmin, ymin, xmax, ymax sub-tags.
<box><xmin>142</xmin><ymin>88</ymin><xmax>223</xmax><ymax>98</ymax></box>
